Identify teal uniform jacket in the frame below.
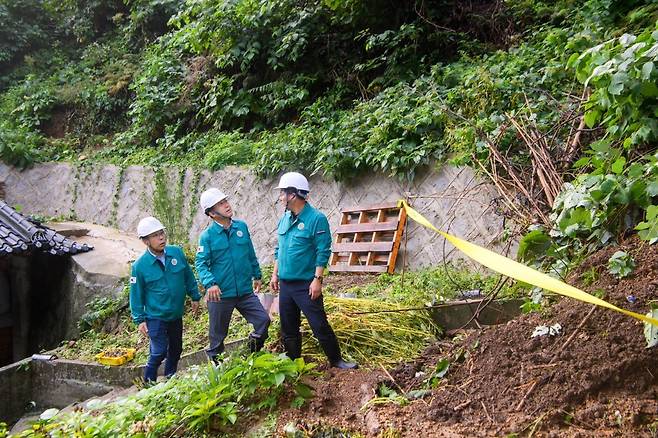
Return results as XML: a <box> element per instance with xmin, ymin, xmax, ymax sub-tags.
<box><xmin>275</xmin><ymin>203</ymin><xmax>332</xmax><ymax>281</ymax></box>
<box><xmin>195</xmin><ymin>220</ymin><xmax>262</xmax><ymax>298</ymax></box>
<box><xmin>129</xmin><ymin>245</ymin><xmax>200</xmax><ymax>324</ymax></box>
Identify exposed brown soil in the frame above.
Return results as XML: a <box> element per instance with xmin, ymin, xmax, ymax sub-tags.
<box><xmin>324</xmin><ymin>274</ymin><xmax>379</xmax><ymax>294</ymax></box>
<box><xmin>276</xmin><ymin>236</ymin><xmax>658</xmax><ymax>436</ymax></box>
<box><xmin>41</xmin><ymin>106</ymin><xmax>74</xmax><ymax>138</ymax></box>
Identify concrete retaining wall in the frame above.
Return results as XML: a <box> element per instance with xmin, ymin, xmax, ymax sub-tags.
<box><xmin>0</xmin><ymin>358</ymin><xmax>32</xmax><ymax>424</ymax></box>
<box><xmin>0</xmin><ymin>163</ymin><xmax>511</xmax><ymax>270</ymax></box>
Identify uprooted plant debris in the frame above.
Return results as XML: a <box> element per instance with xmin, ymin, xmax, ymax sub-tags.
<box><xmin>102</xmin><ymin>349</ymin><xmax>127</xmax><ymax>358</ymax></box>
<box><xmin>276</xmin><ymin>236</ymin><xmax>658</xmax><ymax>436</ymax></box>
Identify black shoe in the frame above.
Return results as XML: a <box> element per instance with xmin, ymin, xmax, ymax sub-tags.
<box><xmin>248</xmin><ymin>334</ymin><xmax>266</xmax><ymax>353</ymax></box>
<box><xmin>330</xmin><ymin>359</ymin><xmax>358</xmax><ymax>369</ymax></box>
<box><xmin>283</xmin><ymin>336</ymin><xmax>302</xmax><ymax>360</ymax></box>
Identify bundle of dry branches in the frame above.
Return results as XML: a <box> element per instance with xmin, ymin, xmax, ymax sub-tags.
<box><xmin>474</xmin><ymin>90</ymin><xmax>591</xmax><ymax>227</ymax></box>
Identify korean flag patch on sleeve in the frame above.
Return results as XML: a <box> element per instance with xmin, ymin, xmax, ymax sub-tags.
<box><xmin>130</xmin><ymin>276</ymin><xmax>137</xmax><ymax>284</ymax></box>
<box><xmin>197</xmin><ymin>245</ymin><xmax>204</xmax><ymax>253</ymax></box>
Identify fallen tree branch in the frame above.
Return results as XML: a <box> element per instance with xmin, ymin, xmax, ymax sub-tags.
<box><xmin>562</xmin><ymin>88</ymin><xmax>591</xmax><ymax>169</ymax></box>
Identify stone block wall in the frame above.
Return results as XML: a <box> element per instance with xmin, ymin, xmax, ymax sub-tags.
<box><xmin>0</xmin><ymin>163</ymin><xmax>512</xmax><ymax>270</ymax></box>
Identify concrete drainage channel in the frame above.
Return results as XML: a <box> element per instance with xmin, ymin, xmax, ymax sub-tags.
<box><xmin>1</xmin><ymin>339</ymin><xmax>246</xmax><ymax>431</ymax></box>
<box><xmin>429</xmin><ymin>298</ymin><xmax>524</xmax><ymax>330</ymax></box>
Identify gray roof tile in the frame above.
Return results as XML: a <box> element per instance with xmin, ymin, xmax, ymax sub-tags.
<box><xmin>0</xmin><ymin>201</ymin><xmax>93</xmax><ymax>256</ymax></box>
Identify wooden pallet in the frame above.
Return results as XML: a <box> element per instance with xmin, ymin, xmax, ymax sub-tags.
<box><xmin>329</xmin><ymin>202</ymin><xmax>406</xmax><ymax>274</ymax></box>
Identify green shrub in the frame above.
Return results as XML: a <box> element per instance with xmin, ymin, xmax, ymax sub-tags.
<box><xmin>0</xmin><ymin>0</ymin><xmax>53</xmax><ymax>72</ymax></box>
<box><xmin>570</xmin><ymin>22</ymin><xmax>658</xmax><ymax>149</ymax></box>
<box><xmin>203</xmin><ymin>131</ymin><xmax>254</xmax><ymax>170</ymax></box>
<box><xmin>0</xmin><ymin>120</ymin><xmax>40</xmax><ymax>168</ymax></box>
<box><xmin>125</xmin><ymin>0</ymin><xmax>183</xmax><ymax>42</ymax></box>
<box><xmin>543</xmin><ymin>23</ymin><xmax>658</xmax><ymax>259</ymax></box>
<box><xmin>608</xmin><ymin>250</ymin><xmax>635</xmax><ymax>278</ymax></box>
<box><xmin>46</xmin><ymin>0</ymin><xmax>126</xmax><ymax>43</ymax></box>
<box><xmin>17</xmin><ymin>353</ymin><xmax>316</xmax><ymax>436</ymax></box>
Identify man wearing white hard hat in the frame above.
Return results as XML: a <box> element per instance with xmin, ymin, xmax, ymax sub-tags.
<box><xmin>270</xmin><ymin>172</ymin><xmax>357</xmax><ymax>369</ymax></box>
<box><xmin>195</xmin><ymin>188</ymin><xmax>270</xmax><ymax>363</ymax></box>
<box><xmin>129</xmin><ymin>216</ymin><xmax>201</xmax><ymax>382</ymax></box>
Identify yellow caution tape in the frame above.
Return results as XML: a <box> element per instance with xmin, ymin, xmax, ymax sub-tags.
<box><xmin>398</xmin><ymin>200</ymin><xmax>658</xmax><ymax>328</ymax></box>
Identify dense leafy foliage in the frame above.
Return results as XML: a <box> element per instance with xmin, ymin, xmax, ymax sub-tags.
<box><xmin>607</xmin><ymin>250</ymin><xmax>635</xmax><ymax>278</ymax></box>
<box><xmin>572</xmin><ymin>24</ymin><xmax>658</xmax><ymax>149</ymax></box>
<box><xmin>0</xmin><ymin>0</ymin><xmax>520</xmax><ymax>177</ymax></box>
<box><xmin>0</xmin><ymin>0</ymin><xmax>54</xmax><ymax>70</ymax></box>
<box><xmin>1</xmin><ymin>0</ymin><xmax>657</xmax><ymax>242</ymax></box>
<box><xmin>523</xmin><ymin>20</ymin><xmax>658</xmax><ymax>271</ymax></box>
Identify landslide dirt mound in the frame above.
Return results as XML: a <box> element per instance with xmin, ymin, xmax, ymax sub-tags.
<box><xmin>394</xmin><ymin>236</ymin><xmax>658</xmax><ymax>436</ymax></box>
<box><xmin>276</xmin><ymin>368</ymin><xmax>386</xmax><ymax>434</ymax></box>
<box><xmin>276</xmin><ymin>237</ymin><xmax>658</xmax><ymax>437</ymax></box>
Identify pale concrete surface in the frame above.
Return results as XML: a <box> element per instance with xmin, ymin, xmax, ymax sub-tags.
<box><xmin>49</xmin><ymin>221</ymin><xmax>143</xmax><ymax>279</ymax></box>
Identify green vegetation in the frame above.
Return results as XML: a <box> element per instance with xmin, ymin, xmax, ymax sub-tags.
<box><xmin>302</xmin><ymin>296</ymin><xmax>438</xmax><ymax>366</ymax></box>
<box><xmin>362</xmin><ymin>384</ymin><xmax>410</xmax><ymax>409</ymax></box>
<box><xmin>77</xmin><ymin>295</ymin><xmax>127</xmax><ymax>333</ymax></box>
<box><xmin>4</xmin><ymin>1</ymin><xmax>658</xmax><ymax>434</ymax></box>
<box><xmin>607</xmin><ymin>250</ymin><xmax>636</xmax><ymax>278</ymax></box>
<box><xmin>2</xmin><ymin>0</ymin><xmax>657</xmax><ymax>264</ymax></box>
<box><xmin>56</xmin><ymin>300</ymin><xmax>251</xmax><ymax>365</ymax></box>
<box><xmin>2</xmin><ymin>1</ymin><xmax>656</xmax><ymax>265</ymax></box>
<box><xmin>10</xmin><ymin>353</ymin><xmax>316</xmax><ymax>437</ymax></box>
<box><xmin>0</xmin><ymin>1</ymin><xmax>651</xmax><ymax>177</ymax></box>
<box><xmin>56</xmin><ymin>263</ymin><xmax>507</xmax><ymax>365</ymax></box>
<box><xmin>531</xmin><ymin>22</ymin><xmax>658</xmax><ymax>270</ymax></box>
<box><xmin>337</xmin><ymin>262</ymin><xmax>520</xmax><ymax>306</ymax></box>
<box><xmin>152</xmin><ymin>167</ymin><xmax>186</xmax><ymax>243</ymax></box>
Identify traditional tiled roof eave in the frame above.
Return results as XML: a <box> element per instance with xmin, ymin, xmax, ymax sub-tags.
<box><xmin>0</xmin><ymin>200</ymin><xmax>93</xmax><ymax>256</ymax></box>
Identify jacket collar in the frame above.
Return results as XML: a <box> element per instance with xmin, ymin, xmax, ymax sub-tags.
<box><xmin>146</xmin><ymin>247</ymin><xmax>168</xmax><ymax>265</ymax></box>
<box><xmin>286</xmin><ymin>203</ymin><xmax>312</xmax><ymax>227</ymax></box>
<box><xmin>211</xmin><ymin>219</ymin><xmax>235</xmax><ymax>236</ymax></box>
<box><xmin>298</xmin><ymin>203</ymin><xmax>312</xmax><ymax>221</ymax></box>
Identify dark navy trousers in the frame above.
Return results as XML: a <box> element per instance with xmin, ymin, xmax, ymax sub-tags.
<box><xmin>279</xmin><ymin>279</ymin><xmax>341</xmax><ymax>362</ymax></box>
<box><xmin>144</xmin><ymin>318</ymin><xmax>182</xmax><ymax>382</ymax></box>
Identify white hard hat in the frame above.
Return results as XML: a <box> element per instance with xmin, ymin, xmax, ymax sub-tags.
<box><xmin>276</xmin><ymin>172</ymin><xmax>310</xmax><ymax>192</ymax></box>
<box><xmin>200</xmin><ymin>188</ymin><xmax>228</xmax><ymax>212</ymax></box>
<box><xmin>137</xmin><ymin>217</ymin><xmax>165</xmax><ymax>238</ymax></box>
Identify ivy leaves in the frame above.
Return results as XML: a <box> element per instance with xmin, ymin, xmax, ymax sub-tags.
<box><xmin>635</xmin><ymin>205</ymin><xmax>658</xmax><ymax>243</ymax></box>
<box><xmin>571</xmin><ymin>25</ymin><xmax>658</xmax><ymax>148</ymax></box>
<box><xmin>546</xmin><ymin>25</ymin><xmax>658</xmax><ymax>258</ymax></box>
<box><xmin>607</xmin><ymin>250</ymin><xmax>635</xmax><ymax>278</ymax></box>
